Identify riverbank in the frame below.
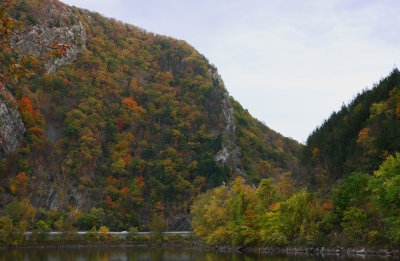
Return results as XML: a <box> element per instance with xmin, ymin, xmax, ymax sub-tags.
<box><xmin>239</xmin><ymin>246</ymin><xmax>400</xmax><ymax>257</ymax></box>
<box><xmin>0</xmin><ymin>232</ymin><xmax>203</xmax><ymax>250</ymax></box>
<box><xmin>2</xmin><ymin>233</ymin><xmax>400</xmax><ymax>258</ymax></box>
<box><xmin>4</xmin><ymin>243</ymin><xmax>400</xmax><ymax>258</ymax></box>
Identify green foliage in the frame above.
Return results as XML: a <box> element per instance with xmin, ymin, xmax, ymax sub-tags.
<box><xmin>333</xmin><ymin>171</ymin><xmax>371</xmax><ymax>214</ymax></box>
<box><xmin>259</xmin><ymin>189</ymin><xmax>316</xmax><ymax>246</ymax></box>
<box><xmin>0</xmin><ymin>216</ymin><xmax>16</xmax><ymax>246</ymax></box>
<box><xmin>149</xmin><ymin>214</ymin><xmax>168</xmax><ymax>239</ymax></box>
<box><xmin>5</xmin><ymin>199</ymin><xmax>36</xmax><ymax>228</ymax></box>
<box><xmin>368</xmin><ymin>153</ymin><xmax>400</xmax><ymax>244</ymax></box>
<box><xmin>35</xmin><ymin>220</ymin><xmax>50</xmax><ymax>232</ymax></box>
<box><xmin>341</xmin><ymin>207</ymin><xmax>368</xmax><ymax>243</ymax></box>
<box><xmin>128</xmin><ymin>226</ymin><xmax>138</xmax><ymax>240</ymax></box>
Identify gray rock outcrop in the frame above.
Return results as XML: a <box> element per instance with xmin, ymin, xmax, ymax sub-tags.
<box><xmin>13</xmin><ymin>21</ymin><xmax>87</xmax><ymax>73</ymax></box>
<box><xmin>209</xmin><ymin>68</ymin><xmax>242</xmax><ymax>172</ymax></box>
<box><xmin>0</xmin><ymin>88</ymin><xmax>26</xmax><ymax>158</ymax></box>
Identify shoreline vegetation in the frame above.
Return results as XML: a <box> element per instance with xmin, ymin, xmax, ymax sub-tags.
<box><xmin>3</xmin><ymin>152</ymin><xmax>400</xmax><ymax>254</ymax></box>
<box><xmin>189</xmin><ymin>152</ymin><xmax>400</xmax><ymax>252</ymax></box>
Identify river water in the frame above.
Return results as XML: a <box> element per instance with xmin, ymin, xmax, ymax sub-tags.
<box><xmin>0</xmin><ymin>247</ymin><xmax>388</xmax><ymax>261</ymax></box>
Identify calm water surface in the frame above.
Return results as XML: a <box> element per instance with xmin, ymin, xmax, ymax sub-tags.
<box><xmin>0</xmin><ymin>247</ymin><xmax>389</xmax><ymax>261</ymax></box>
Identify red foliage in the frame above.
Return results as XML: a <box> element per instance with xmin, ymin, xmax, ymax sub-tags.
<box><xmin>1</xmin><ymin>137</ymin><xmax>7</xmax><ymax>146</ymax></box>
<box><xmin>121</xmin><ymin>187</ymin><xmax>129</xmax><ymax>197</ymax></box>
<box><xmin>123</xmin><ymin>155</ymin><xmax>131</xmax><ymax>164</ymax></box>
<box><xmin>117</xmin><ymin>119</ymin><xmax>124</xmax><ymax>132</ymax></box>
<box><xmin>106</xmin><ymin>195</ymin><xmax>114</xmax><ymax>207</ymax></box>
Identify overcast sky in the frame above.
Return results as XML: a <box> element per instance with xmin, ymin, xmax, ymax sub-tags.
<box><xmin>61</xmin><ymin>0</ymin><xmax>400</xmax><ymax>143</ymax></box>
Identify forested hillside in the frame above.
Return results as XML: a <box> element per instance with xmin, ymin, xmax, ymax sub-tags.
<box><xmin>302</xmin><ymin>69</ymin><xmax>400</xmax><ymax>184</ymax></box>
<box><xmin>0</xmin><ymin>0</ymin><xmax>301</xmax><ymax>236</ymax></box>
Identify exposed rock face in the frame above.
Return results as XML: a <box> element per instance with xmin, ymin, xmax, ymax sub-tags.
<box><xmin>208</xmin><ymin>68</ymin><xmax>236</xmax><ymax>137</ymax></box>
<box><xmin>209</xmin><ymin>68</ymin><xmax>242</xmax><ymax>169</ymax></box>
<box><xmin>13</xmin><ymin>21</ymin><xmax>87</xmax><ymax>73</ymax></box>
<box><xmin>0</xmin><ymin>88</ymin><xmax>26</xmax><ymax>158</ymax></box>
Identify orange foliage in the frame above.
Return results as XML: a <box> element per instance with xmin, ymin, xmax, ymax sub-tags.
<box><xmin>321</xmin><ymin>202</ymin><xmax>333</xmax><ymax>212</ymax></box>
<box><xmin>357</xmin><ymin>127</ymin><xmax>371</xmax><ymax>144</ymax></box>
<box><xmin>136</xmin><ymin>176</ymin><xmax>145</xmax><ymax>189</ymax></box>
<box><xmin>153</xmin><ymin>201</ymin><xmax>165</xmax><ymax>214</ymax></box>
<box><xmin>122</xmin><ymin>97</ymin><xmax>138</xmax><ymax>110</ymax></box>
<box><xmin>123</xmin><ymin>155</ymin><xmax>131</xmax><ymax>164</ymax></box>
<box><xmin>312</xmin><ymin>148</ymin><xmax>319</xmax><ymax>157</ymax></box>
<box><xmin>16</xmin><ymin>172</ymin><xmax>27</xmax><ymax>181</ymax></box>
<box><xmin>269</xmin><ymin>202</ymin><xmax>281</xmax><ymax>211</ymax></box>
<box><xmin>244</xmin><ymin>206</ymin><xmax>256</xmax><ymax>227</ymax></box>
<box><xmin>19</xmin><ymin>97</ymin><xmax>35</xmax><ymax>115</ymax></box>
<box><xmin>28</xmin><ymin>126</ymin><xmax>45</xmax><ymax>139</ymax></box>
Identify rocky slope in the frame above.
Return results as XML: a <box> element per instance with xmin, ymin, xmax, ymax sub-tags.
<box><xmin>0</xmin><ymin>0</ymin><xmax>303</xmax><ymax>230</ymax></box>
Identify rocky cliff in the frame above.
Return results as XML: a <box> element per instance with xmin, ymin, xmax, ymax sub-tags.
<box><xmin>12</xmin><ymin>0</ymin><xmax>87</xmax><ymax>73</ymax></box>
<box><xmin>0</xmin><ymin>88</ymin><xmax>25</xmax><ymax>158</ymax></box>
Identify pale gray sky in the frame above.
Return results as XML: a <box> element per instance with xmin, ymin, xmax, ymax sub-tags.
<box><xmin>61</xmin><ymin>0</ymin><xmax>400</xmax><ymax>143</ymax></box>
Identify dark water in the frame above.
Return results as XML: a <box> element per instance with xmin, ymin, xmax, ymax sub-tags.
<box><xmin>0</xmin><ymin>247</ymin><xmax>389</xmax><ymax>261</ymax></box>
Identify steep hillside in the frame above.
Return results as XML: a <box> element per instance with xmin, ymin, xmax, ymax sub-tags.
<box><xmin>0</xmin><ymin>0</ymin><xmax>302</xmax><ymax>230</ymax></box>
<box><xmin>302</xmin><ymin>69</ymin><xmax>400</xmax><ymax>184</ymax></box>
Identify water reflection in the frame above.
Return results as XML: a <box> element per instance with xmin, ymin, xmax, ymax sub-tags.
<box><xmin>0</xmin><ymin>247</ymin><xmax>389</xmax><ymax>261</ymax></box>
